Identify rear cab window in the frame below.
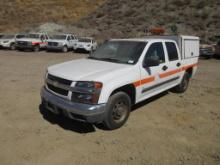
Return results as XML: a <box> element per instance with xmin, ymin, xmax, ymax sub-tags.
<box><xmin>165</xmin><ymin>42</ymin><xmax>179</xmax><ymax>61</ymax></box>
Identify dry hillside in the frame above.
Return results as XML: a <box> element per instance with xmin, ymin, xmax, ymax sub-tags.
<box><xmin>0</xmin><ymin>0</ymin><xmax>220</xmax><ymax>42</ymax></box>
<box><xmin>0</xmin><ymin>0</ymin><xmax>105</xmax><ymax>32</ymax></box>
<box><xmin>76</xmin><ymin>0</ymin><xmax>220</xmax><ymax>42</ymax></box>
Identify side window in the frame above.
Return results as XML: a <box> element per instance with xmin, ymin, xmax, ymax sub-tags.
<box><xmin>145</xmin><ymin>42</ymin><xmax>165</xmax><ymax>64</ymax></box>
<box><xmin>45</xmin><ymin>35</ymin><xmax>48</xmax><ymax>40</ymax></box>
<box><xmin>166</xmin><ymin>42</ymin><xmax>179</xmax><ymax>61</ymax></box>
<box><xmin>67</xmin><ymin>36</ymin><xmax>71</xmax><ymax>41</ymax></box>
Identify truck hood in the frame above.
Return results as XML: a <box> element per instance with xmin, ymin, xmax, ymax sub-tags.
<box><xmin>16</xmin><ymin>38</ymin><xmax>41</xmax><ymax>42</ymax></box>
<box><xmin>48</xmin><ymin>58</ymin><xmax>131</xmax><ymax>82</ymax></box>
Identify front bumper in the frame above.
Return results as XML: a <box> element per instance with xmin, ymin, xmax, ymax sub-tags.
<box><xmin>0</xmin><ymin>42</ymin><xmax>10</xmax><ymax>48</ymax></box>
<box><xmin>41</xmin><ymin>87</ymin><xmax>106</xmax><ymax>123</ymax></box>
<box><xmin>16</xmin><ymin>44</ymin><xmax>34</xmax><ymax>50</ymax></box>
<box><xmin>75</xmin><ymin>47</ymin><xmax>91</xmax><ymax>51</ymax></box>
<box><xmin>47</xmin><ymin>45</ymin><xmax>63</xmax><ymax>50</ymax></box>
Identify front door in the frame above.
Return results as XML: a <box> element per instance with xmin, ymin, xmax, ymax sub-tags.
<box><xmin>139</xmin><ymin>42</ymin><xmax>168</xmax><ymax>101</ymax></box>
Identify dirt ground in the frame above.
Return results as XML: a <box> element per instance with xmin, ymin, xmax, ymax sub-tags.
<box><xmin>0</xmin><ymin>50</ymin><xmax>220</xmax><ymax>165</ymax></box>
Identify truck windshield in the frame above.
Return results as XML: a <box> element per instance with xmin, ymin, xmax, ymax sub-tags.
<box><xmin>1</xmin><ymin>35</ymin><xmax>14</xmax><ymax>39</ymax></box>
<box><xmin>51</xmin><ymin>35</ymin><xmax>67</xmax><ymax>40</ymax></box>
<box><xmin>16</xmin><ymin>34</ymin><xmax>26</xmax><ymax>39</ymax></box>
<box><xmin>79</xmin><ymin>38</ymin><xmax>91</xmax><ymax>43</ymax></box>
<box><xmin>89</xmin><ymin>41</ymin><xmax>147</xmax><ymax>64</ymax></box>
<box><xmin>27</xmin><ymin>34</ymin><xmax>40</xmax><ymax>39</ymax></box>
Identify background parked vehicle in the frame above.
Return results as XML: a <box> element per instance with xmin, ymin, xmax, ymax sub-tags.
<box><xmin>15</xmin><ymin>33</ymin><xmax>49</xmax><ymax>52</ymax></box>
<box><xmin>0</xmin><ymin>34</ymin><xmax>3</xmax><ymax>39</ymax></box>
<box><xmin>199</xmin><ymin>44</ymin><xmax>215</xmax><ymax>59</ymax></box>
<box><xmin>214</xmin><ymin>40</ymin><xmax>220</xmax><ymax>58</ymax></box>
<box><xmin>74</xmin><ymin>37</ymin><xmax>97</xmax><ymax>52</ymax></box>
<box><xmin>47</xmin><ymin>34</ymin><xmax>78</xmax><ymax>52</ymax></box>
<box><xmin>0</xmin><ymin>34</ymin><xmax>26</xmax><ymax>50</ymax></box>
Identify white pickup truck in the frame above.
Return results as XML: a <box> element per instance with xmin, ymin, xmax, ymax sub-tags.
<box><xmin>16</xmin><ymin>33</ymin><xmax>49</xmax><ymax>51</ymax></box>
<box><xmin>47</xmin><ymin>34</ymin><xmax>78</xmax><ymax>52</ymax></box>
<box><xmin>0</xmin><ymin>34</ymin><xmax>26</xmax><ymax>50</ymax></box>
<box><xmin>74</xmin><ymin>37</ymin><xmax>97</xmax><ymax>52</ymax></box>
<box><xmin>41</xmin><ymin>35</ymin><xmax>199</xmax><ymax>130</ymax></box>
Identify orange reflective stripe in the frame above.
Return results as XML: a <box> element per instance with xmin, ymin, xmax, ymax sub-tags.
<box><xmin>133</xmin><ymin>63</ymin><xmax>198</xmax><ymax>88</ymax></box>
<box><xmin>133</xmin><ymin>81</ymin><xmax>141</xmax><ymax>87</ymax></box>
<box><xmin>159</xmin><ymin>68</ymin><xmax>182</xmax><ymax>78</ymax></box>
<box><xmin>182</xmin><ymin>63</ymin><xmax>198</xmax><ymax>71</ymax></box>
<box><xmin>133</xmin><ymin>76</ymin><xmax>155</xmax><ymax>87</ymax></box>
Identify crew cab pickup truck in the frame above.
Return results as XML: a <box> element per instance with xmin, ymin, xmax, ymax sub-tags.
<box><xmin>47</xmin><ymin>34</ymin><xmax>78</xmax><ymax>52</ymax></box>
<box><xmin>74</xmin><ymin>37</ymin><xmax>97</xmax><ymax>52</ymax></box>
<box><xmin>41</xmin><ymin>35</ymin><xmax>199</xmax><ymax>130</ymax></box>
<box><xmin>16</xmin><ymin>33</ymin><xmax>49</xmax><ymax>51</ymax></box>
<box><xmin>0</xmin><ymin>34</ymin><xmax>26</xmax><ymax>50</ymax></box>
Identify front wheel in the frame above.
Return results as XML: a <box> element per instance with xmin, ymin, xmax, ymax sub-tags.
<box><xmin>103</xmin><ymin>92</ymin><xmax>131</xmax><ymax>130</ymax></box>
<box><xmin>10</xmin><ymin>43</ymin><xmax>16</xmax><ymax>50</ymax></box>
<box><xmin>62</xmin><ymin>46</ymin><xmax>68</xmax><ymax>53</ymax></box>
<box><xmin>171</xmin><ymin>72</ymin><xmax>190</xmax><ymax>93</ymax></box>
<box><xmin>33</xmin><ymin>45</ymin><xmax>40</xmax><ymax>52</ymax></box>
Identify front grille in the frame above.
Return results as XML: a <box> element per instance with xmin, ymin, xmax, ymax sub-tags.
<box><xmin>47</xmin><ymin>83</ymin><xmax>69</xmax><ymax>96</ymax></box>
<box><xmin>46</xmin><ymin>74</ymin><xmax>72</xmax><ymax>96</ymax></box>
<box><xmin>17</xmin><ymin>41</ymin><xmax>30</xmax><ymax>46</ymax></box>
<box><xmin>47</xmin><ymin>74</ymin><xmax>72</xmax><ymax>86</ymax></box>
<box><xmin>48</xmin><ymin>42</ymin><xmax>58</xmax><ymax>46</ymax></box>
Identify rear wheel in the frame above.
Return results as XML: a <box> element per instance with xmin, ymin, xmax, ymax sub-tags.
<box><xmin>103</xmin><ymin>92</ymin><xmax>131</xmax><ymax>130</ymax></box>
<box><xmin>172</xmin><ymin>72</ymin><xmax>190</xmax><ymax>93</ymax></box>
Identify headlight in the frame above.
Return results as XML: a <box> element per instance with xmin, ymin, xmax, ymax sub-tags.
<box><xmin>87</xmin><ymin>44</ymin><xmax>91</xmax><ymax>47</ymax></box>
<box><xmin>71</xmin><ymin>81</ymin><xmax>102</xmax><ymax>104</ymax></box>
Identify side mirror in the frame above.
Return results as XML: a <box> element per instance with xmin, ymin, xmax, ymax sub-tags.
<box><xmin>143</xmin><ymin>56</ymin><xmax>160</xmax><ymax>68</ymax></box>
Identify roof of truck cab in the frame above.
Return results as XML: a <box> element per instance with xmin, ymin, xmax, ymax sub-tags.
<box><xmin>110</xmin><ymin>38</ymin><xmax>177</xmax><ymax>42</ymax></box>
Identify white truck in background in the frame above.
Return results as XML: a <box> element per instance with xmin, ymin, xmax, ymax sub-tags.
<box><xmin>47</xmin><ymin>34</ymin><xmax>78</xmax><ymax>52</ymax></box>
<box><xmin>41</xmin><ymin>35</ymin><xmax>199</xmax><ymax>130</ymax></box>
<box><xmin>74</xmin><ymin>37</ymin><xmax>97</xmax><ymax>52</ymax></box>
<box><xmin>15</xmin><ymin>33</ymin><xmax>49</xmax><ymax>52</ymax></box>
<box><xmin>0</xmin><ymin>34</ymin><xmax>26</xmax><ymax>50</ymax></box>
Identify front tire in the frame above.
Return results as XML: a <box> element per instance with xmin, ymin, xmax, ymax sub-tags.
<box><xmin>172</xmin><ymin>72</ymin><xmax>190</xmax><ymax>93</ymax></box>
<box><xmin>10</xmin><ymin>43</ymin><xmax>16</xmax><ymax>50</ymax></box>
<box><xmin>33</xmin><ymin>45</ymin><xmax>40</xmax><ymax>52</ymax></box>
<box><xmin>62</xmin><ymin>46</ymin><xmax>68</xmax><ymax>53</ymax></box>
<box><xmin>103</xmin><ymin>92</ymin><xmax>131</xmax><ymax>130</ymax></box>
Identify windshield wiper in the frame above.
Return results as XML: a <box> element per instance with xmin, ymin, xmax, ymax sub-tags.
<box><xmin>88</xmin><ymin>56</ymin><xmax>127</xmax><ymax>64</ymax></box>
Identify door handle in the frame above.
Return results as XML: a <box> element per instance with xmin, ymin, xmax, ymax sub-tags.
<box><xmin>176</xmin><ymin>63</ymin><xmax>181</xmax><ymax>67</ymax></box>
<box><xmin>162</xmin><ymin>65</ymin><xmax>168</xmax><ymax>71</ymax></box>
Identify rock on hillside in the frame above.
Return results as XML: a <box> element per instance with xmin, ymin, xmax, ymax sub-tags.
<box><xmin>76</xmin><ymin>0</ymin><xmax>220</xmax><ymax>42</ymax></box>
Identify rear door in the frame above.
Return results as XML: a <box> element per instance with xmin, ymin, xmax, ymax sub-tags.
<box><xmin>159</xmin><ymin>42</ymin><xmax>182</xmax><ymax>87</ymax></box>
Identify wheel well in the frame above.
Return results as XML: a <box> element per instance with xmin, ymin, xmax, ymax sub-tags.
<box><xmin>186</xmin><ymin>67</ymin><xmax>193</xmax><ymax>78</ymax></box>
<box><xmin>111</xmin><ymin>84</ymin><xmax>136</xmax><ymax>105</ymax></box>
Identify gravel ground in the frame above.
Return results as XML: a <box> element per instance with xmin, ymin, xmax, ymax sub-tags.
<box><xmin>0</xmin><ymin>50</ymin><xmax>220</xmax><ymax>165</ymax></box>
